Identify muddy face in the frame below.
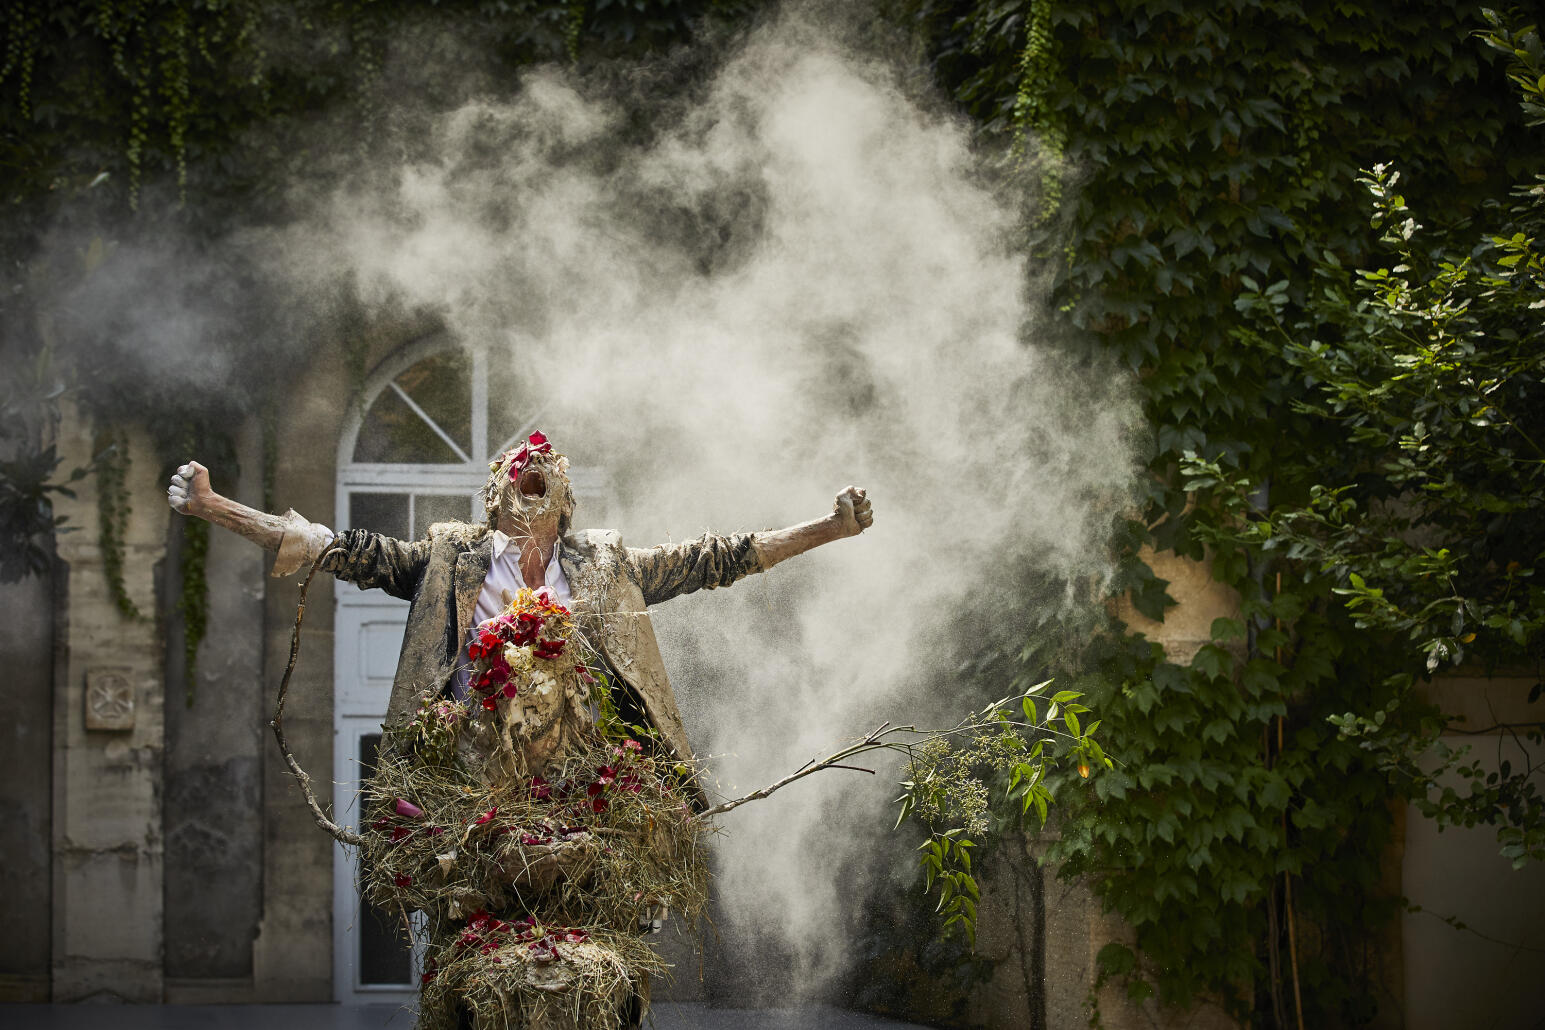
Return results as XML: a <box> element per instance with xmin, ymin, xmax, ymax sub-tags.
<box><xmin>492</xmin><ymin>449</ymin><xmax>574</xmax><ymax>531</ymax></box>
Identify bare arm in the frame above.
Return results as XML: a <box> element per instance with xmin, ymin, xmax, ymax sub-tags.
<box><xmin>751</xmin><ymin>485</ymin><xmax>873</xmax><ymax>571</ymax></box>
<box><xmin>168</xmin><ymin>460</ymin><xmax>334</xmax><ymax>576</ymax></box>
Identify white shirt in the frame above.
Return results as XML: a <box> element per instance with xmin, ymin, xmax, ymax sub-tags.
<box><xmin>455</xmin><ymin>530</ymin><xmax>572</xmax><ymax>698</ymax></box>
<box><xmin>474</xmin><ymin>529</ymin><xmax>572</xmax><ymax>623</ymax></box>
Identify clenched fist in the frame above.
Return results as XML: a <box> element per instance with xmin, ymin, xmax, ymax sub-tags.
<box><xmin>833</xmin><ymin>485</ymin><xmax>874</xmax><ymax>538</ymax></box>
<box><xmin>167</xmin><ymin>461</ymin><xmax>214</xmax><ymax>516</ymax></box>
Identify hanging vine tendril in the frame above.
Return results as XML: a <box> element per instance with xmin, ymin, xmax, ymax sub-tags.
<box><xmin>1010</xmin><ymin>0</ymin><xmax>1065</xmax><ymax>225</ymax></box>
<box><xmin>94</xmin><ymin>425</ymin><xmax>143</xmax><ymax>620</ymax></box>
<box><xmin>565</xmin><ymin>0</ymin><xmax>586</xmax><ymax>63</ymax></box>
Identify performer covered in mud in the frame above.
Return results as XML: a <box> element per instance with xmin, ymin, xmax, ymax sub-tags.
<box><xmin>166</xmin><ymin>433</ymin><xmax>873</xmax><ymax>1030</ymax></box>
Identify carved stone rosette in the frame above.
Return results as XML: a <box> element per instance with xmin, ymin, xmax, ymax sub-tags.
<box><xmin>85</xmin><ymin>667</ymin><xmax>136</xmax><ymax>731</ymax></box>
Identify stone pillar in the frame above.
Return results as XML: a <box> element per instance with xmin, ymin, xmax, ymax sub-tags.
<box><xmin>50</xmin><ymin>408</ymin><xmax>168</xmax><ymax>1003</ymax></box>
<box><xmin>0</xmin><ymin>566</ymin><xmax>55</xmax><ymax>1001</ymax></box>
<box><xmin>161</xmin><ymin>421</ymin><xmax>267</xmax><ymax>1003</ymax></box>
<box><xmin>250</xmin><ymin>336</ymin><xmax>354</xmax><ymax>1002</ymax></box>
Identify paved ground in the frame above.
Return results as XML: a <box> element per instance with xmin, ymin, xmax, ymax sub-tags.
<box><xmin>0</xmin><ymin>1002</ymin><xmax>933</xmax><ymax>1029</ymax></box>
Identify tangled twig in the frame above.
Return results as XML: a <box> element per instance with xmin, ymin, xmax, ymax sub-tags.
<box><xmin>694</xmin><ymin>689</ymin><xmax>1087</xmax><ymax>821</ymax></box>
<box><xmin>272</xmin><ymin>542</ymin><xmax>364</xmax><ymax>846</ymax></box>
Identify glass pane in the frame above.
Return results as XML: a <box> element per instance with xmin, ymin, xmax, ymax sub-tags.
<box><xmin>357</xmin><ymin>733</ymin><xmax>412</xmax><ymax>986</ymax></box>
<box><xmin>396</xmin><ymin>350</ymin><xmax>471</xmax><ymax>455</ymax></box>
<box><xmin>353</xmin><ymin>384</ymin><xmax>462</xmax><ymax>464</ymax></box>
<box><xmin>349</xmin><ymin>493</ymin><xmax>409</xmax><ymax>538</ymax></box>
<box><xmin>487</xmin><ymin>355</ymin><xmax>540</xmax><ymax>457</ymax></box>
<box><xmin>414</xmin><ymin>493</ymin><xmax>475</xmax><ymax>537</ymax></box>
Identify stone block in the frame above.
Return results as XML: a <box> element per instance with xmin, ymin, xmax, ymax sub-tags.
<box><xmin>57</xmin><ymin>847</ymin><xmax>162</xmax><ymax>961</ymax></box>
<box><xmin>51</xmin><ymin>957</ymin><xmax>162</xmax><ymax>1005</ymax></box>
<box><xmin>1114</xmin><ymin>546</ymin><xmax>1241</xmax><ymax>665</ymax></box>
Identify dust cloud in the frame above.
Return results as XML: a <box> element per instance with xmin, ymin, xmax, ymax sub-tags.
<box><xmin>274</xmin><ymin>3</ymin><xmax>1141</xmax><ymax>996</ymax></box>
<box><xmin>39</xmin><ymin>0</ymin><xmax>1142</xmax><ymax>1002</ymax></box>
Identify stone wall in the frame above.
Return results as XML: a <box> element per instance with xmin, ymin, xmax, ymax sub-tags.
<box><xmin>50</xmin><ymin>413</ymin><xmax>167</xmax><ymax>1003</ymax></box>
<box><xmin>0</xmin><ymin>568</ymin><xmax>55</xmax><ymax>1001</ymax></box>
<box><xmin>161</xmin><ymin>424</ymin><xmax>267</xmax><ymax>999</ymax></box>
<box><xmin>1402</xmin><ymin>675</ymin><xmax>1545</xmax><ymax>1030</ymax></box>
<box><xmin>251</xmin><ymin>316</ymin><xmax>437</xmax><ymax>1001</ymax></box>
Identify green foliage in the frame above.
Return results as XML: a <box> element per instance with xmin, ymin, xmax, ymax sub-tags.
<box><xmin>0</xmin><ymin>346</ymin><xmax>89</xmax><ymax>582</ymax></box>
<box><xmin>1180</xmin><ymin>21</ymin><xmax>1545</xmax><ymax>871</ymax></box>
<box><xmin>895</xmin><ymin>0</ymin><xmax>1543</xmax><ymax>1022</ymax></box>
<box><xmin>1209</xmin><ymin>155</ymin><xmax>1543</xmax><ymax>673</ymax></box>
<box><xmin>894</xmin><ymin>681</ymin><xmax>1110</xmax><ymax>948</ymax></box>
<box><xmin>94</xmin><ymin>424</ymin><xmax>143</xmax><ymax>620</ymax></box>
<box><xmin>1010</xmin><ymin>0</ymin><xmax>1064</xmax><ymax>222</ymax></box>
<box><xmin>0</xmin><ymin>0</ymin><xmax>755</xmax><ymax>225</ymax></box>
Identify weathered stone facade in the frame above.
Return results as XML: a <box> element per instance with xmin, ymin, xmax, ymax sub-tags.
<box><xmin>50</xmin><ymin>413</ymin><xmax>167</xmax><ymax>1003</ymax></box>
<box><xmin>0</xmin><ymin>565</ymin><xmax>54</xmax><ymax>1002</ymax></box>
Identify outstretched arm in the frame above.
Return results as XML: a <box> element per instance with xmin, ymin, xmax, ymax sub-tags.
<box><xmin>168</xmin><ymin>460</ymin><xmax>334</xmax><ymax>576</ymax></box>
<box><xmin>751</xmin><ymin>485</ymin><xmax>873</xmax><ymax>571</ymax></box>
<box><xmin>627</xmin><ymin>486</ymin><xmax>875</xmax><ymax>605</ymax></box>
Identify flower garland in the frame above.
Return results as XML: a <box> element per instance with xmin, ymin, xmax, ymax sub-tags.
<box><xmin>465</xmin><ymin>584</ymin><xmax>572</xmax><ymax>713</ymax></box>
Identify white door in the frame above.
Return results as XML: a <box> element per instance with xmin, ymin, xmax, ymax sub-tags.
<box><xmin>330</xmin><ymin>340</ymin><xmax>607</xmax><ymax>1004</ymax></box>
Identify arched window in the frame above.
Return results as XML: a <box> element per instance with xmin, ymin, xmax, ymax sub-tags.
<box><xmin>337</xmin><ymin>339</ymin><xmax>606</xmax><ymax>537</ymax></box>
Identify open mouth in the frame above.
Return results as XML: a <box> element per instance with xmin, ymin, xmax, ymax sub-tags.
<box><xmin>518</xmin><ymin>467</ymin><xmax>547</xmax><ymax>498</ymax></box>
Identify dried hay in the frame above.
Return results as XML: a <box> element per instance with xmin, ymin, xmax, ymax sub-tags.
<box><xmin>355</xmin><ymin>588</ymin><xmax>709</xmax><ymax>1029</ymax></box>
<box><xmin>416</xmin><ymin>917</ymin><xmax>662</xmax><ymax>1030</ymax></box>
<box><xmin>359</xmin><ymin>727</ymin><xmax>709</xmax><ymax>932</ymax></box>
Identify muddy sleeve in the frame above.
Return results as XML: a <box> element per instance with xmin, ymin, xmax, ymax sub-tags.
<box><xmin>319</xmin><ymin>527</ymin><xmax>432</xmax><ymax>601</ymax></box>
<box><xmin>625</xmin><ymin>532</ymin><xmax>764</xmax><ymax>606</ymax></box>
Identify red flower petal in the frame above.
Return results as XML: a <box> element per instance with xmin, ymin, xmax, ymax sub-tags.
<box><xmin>394</xmin><ymin>798</ymin><xmax>424</xmax><ymax>819</ymax></box>
<box><xmin>481</xmin><ymin>695</ymin><xmax>498</xmax><ymax>711</ymax></box>
<box><xmin>528</xmin><ymin>431</ymin><xmax>548</xmax><ymax>448</ymax></box>
<box><xmin>394</xmin><ymin>873</ymin><xmax>412</xmax><ymax>887</ymax></box>
<box><xmin>591</xmin><ymin>796</ymin><xmax>609</xmax><ymax>814</ymax></box>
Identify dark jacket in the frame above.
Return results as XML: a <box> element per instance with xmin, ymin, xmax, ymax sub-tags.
<box><xmin>321</xmin><ymin>522</ymin><xmax>763</xmax><ymax>773</ymax></box>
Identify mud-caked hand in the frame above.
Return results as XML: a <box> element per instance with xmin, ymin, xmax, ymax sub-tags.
<box><xmin>833</xmin><ymin>486</ymin><xmax>874</xmax><ymax>538</ymax></box>
<box><xmin>167</xmin><ymin>461</ymin><xmax>214</xmax><ymax>516</ymax></box>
